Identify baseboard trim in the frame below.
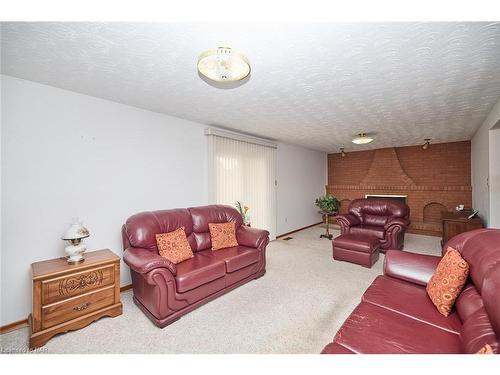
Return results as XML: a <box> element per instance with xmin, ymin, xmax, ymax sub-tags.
<box><xmin>120</xmin><ymin>284</ymin><xmax>133</xmax><ymax>292</ymax></box>
<box><xmin>0</xmin><ymin>318</ymin><xmax>29</xmax><ymax>334</ymax></box>
<box><xmin>276</xmin><ymin>222</ymin><xmax>323</xmax><ymax>239</ymax></box>
<box><xmin>1</xmin><ymin>283</ymin><xmax>135</xmax><ymax>334</ymax></box>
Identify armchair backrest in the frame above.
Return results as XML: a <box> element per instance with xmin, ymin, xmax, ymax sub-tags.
<box><xmin>348</xmin><ymin>198</ymin><xmax>409</xmax><ymax>227</ymax></box>
<box><xmin>122</xmin><ymin>205</ymin><xmax>243</xmax><ymax>253</ymax></box>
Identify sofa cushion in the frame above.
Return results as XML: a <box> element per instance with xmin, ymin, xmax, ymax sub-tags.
<box><xmin>333</xmin><ymin>302</ymin><xmax>462</xmax><ymax>354</ymax></box>
<box><xmin>455</xmin><ymin>284</ymin><xmax>484</xmax><ymax>322</ymax></box>
<box><xmin>208</xmin><ymin>221</ymin><xmax>239</xmax><ymax>250</ymax></box>
<box><xmin>362</xmin><ymin>275</ymin><xmax>461</xmax><ymax>334</ymax></box>
<box><xmin>124</xmin><ymin>209</ymin><xmax>193</xmax><ymax>251</ymax></box>
<box><xmin>155</xmin><ymin>227</ymin><xmax>194</xmax><ymax>264</ymax></box>
<box><xmin>174</xmin><ymin>253</ymin><xmax>226</xmax><ymax>293</ymax></box>
<box><xmin>349</xmin><ymin>225</ymin><xmax>385</xmax><ymax>240</ymax></box>
<box><xmin>426</xmin><ymin>248</ymin><xmax>469</xmax><ymax>316</ymax></box>
<box><xmin>207</xmin><ymin>246</ymin><xmax>260</xmax><ymax>273</ymax></box>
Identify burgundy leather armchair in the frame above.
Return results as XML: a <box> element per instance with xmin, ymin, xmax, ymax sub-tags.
<box><xmin>336</xmin><ymin>198</ymin><xmax>410</xmax><ymax>250</ymax></box>
<box><xmin>322</xmin><ymin>228</ymin><xmax>500</xmax><ymax>354</ymax></box>
<box><xmin>122</xmin><ymin>205</ymin><xmax>269</xmax><ymax>328</ymax></box>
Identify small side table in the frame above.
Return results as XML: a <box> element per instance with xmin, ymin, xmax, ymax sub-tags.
<box><xmin>29</xmin><ymin>249</ymin><xmax>123</xmax><ymax>349</ymax></box>
<box><xmin>441</xmin><ymin>211</ymin><xmax>483</xmax><ymax>247</ymax></box>
<box><xmin>319</xmin><ymin>211</ymin><xmax>337</xmax><ymax>240</ymax></box>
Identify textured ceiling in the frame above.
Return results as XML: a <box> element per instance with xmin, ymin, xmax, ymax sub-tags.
<box><xmin>2</xmin><ymin>22</ymin><xmax>500</xmax><ymax>152</ymax></box>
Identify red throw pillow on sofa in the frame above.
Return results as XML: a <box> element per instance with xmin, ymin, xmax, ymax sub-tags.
<box><xmin>426</xmin><ymin>247</ymin><xmax>470</xmax><ymax>316</ymax></box>
<box><xmin>208</xmin><ymin>222</ymin><xmax>239</xmax><ymax>251</ymax></box>
<box><xmin>155</xmin><ymin>227</ymin><xmax>194</xmax><ymax>264</ymax></box>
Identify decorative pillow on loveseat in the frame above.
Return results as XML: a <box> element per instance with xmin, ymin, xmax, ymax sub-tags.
<box><xmin>208</xmin><ymin>221</ymin><xmax>239</xmax><ymax>250</ymax></box>
<box><xmin>426</xmin><ymin>247</ymin><xmax>469</xmax><ymax>316</ymax></box>
<box><xmin>155</xmin><ymin>227</ymin><xmax>194</xmax><ymax>264</ymax></box>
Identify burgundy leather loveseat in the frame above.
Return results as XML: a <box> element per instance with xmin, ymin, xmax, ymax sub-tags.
<box><xmin>122</xmin><ymin>205</ymin><xmax>269</xmax><ymax>327</ymax></box>
<box><xmin>336</xmin><ymin>198</ymin><xmax>410</xmax><ymax>250</ymax></box>
<box><xmin>322</xmin><ymin>228</ymin><xmax>500</xmax><ymax>354</ymax></box>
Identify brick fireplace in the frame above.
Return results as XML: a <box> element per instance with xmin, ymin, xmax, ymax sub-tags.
<box><xmin>327</xmin><ymin>141</ymin><xmax>472</xmax><ymax>236</ymax></box>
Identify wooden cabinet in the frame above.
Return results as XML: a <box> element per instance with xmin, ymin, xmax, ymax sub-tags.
<box><xmin>441</xmin><ymin>211</ymin><xmax>483</xmax><ymax>247</ymax></box>
<box><xmin>29</xmin><ymin>249</ymin><xmax>122</xmax><ymax>349</ymax></box>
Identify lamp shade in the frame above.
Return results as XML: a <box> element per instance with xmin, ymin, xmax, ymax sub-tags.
<box><xmin>61</xmin><ymin>222</ymin><xmax>90</xmax><ymax>240</ymax></box>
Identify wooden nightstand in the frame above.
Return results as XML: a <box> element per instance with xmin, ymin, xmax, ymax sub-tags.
<box><xmin>29</xmin><ymin>249</ymin><xmax>123</xmax><ymax>349</ymax></box>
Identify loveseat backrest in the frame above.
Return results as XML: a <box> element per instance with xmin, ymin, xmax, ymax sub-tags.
<box><xmin>188</xmin><ymin>205</ymin><xmax>243</xmax><ymax>251</ymax></box>
<box><xmin>122</xmin><ymin>205</ymin><xmax>243</xmax><ymax>253</ymax></box>
<box><xmin>445</xmin><ymin>229</ymin><xmax>500</xmax><ymax>341</ymax></box>
<box><xmin>348</xmin><ymin>198</ymin><xmax>409</xmax><ymax>226</ymax></box>
<box><xmin>122</xmin><ymin>208</ymin><xmax>196</xmax><ymax>252</ymax></box>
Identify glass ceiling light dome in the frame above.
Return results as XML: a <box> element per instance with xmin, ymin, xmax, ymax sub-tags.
<box><xmin>352</xmin><ymin>133</ymin><xmax>374</xmax><ymax>145</ymax></box>
<box><xmin>197</xmin><ymin>47</ymin><xmax>250</xmax><ymax>82</ymax></box>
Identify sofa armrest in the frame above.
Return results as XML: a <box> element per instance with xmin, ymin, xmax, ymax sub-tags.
<box><xmin>123</xmin><ymin>247</ymin><xmax>177</xmax><ymax>276</ymax></box>
<box><xmin>383</xmin><ymin>249</ymin><xmax>441</xmax><ymax>286</ymax></box>
<box><xmin>384</xmin><ymin>218</ymin><xmax>411</xmax><ymax>231</ymax></box>
<box><xmin>237</xmin><ymin>226</ymin><xmax>270</xmax><ymax>249</ymax></box>
<box><xmin>336</xmin><ymin>214</ymin><xmax>360</xmax><ymax>227</ymax></box>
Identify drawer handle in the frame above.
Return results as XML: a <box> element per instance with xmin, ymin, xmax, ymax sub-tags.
<box><xmin>73</xmin><ymin>302</ymin><xmax>90</xmax><ymax>311</ymax></box>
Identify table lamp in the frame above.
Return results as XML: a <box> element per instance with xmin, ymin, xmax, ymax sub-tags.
<box><xmin>61</xmin><ymin>219</ymin><xmax>90</xmax><ymax>263</ymax></box>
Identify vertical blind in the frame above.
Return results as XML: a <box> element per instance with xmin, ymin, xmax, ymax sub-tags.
<box><xmin>207</xmin><ymin>129</ymin><xmax>277</xmax><ymax>240</ymax></box>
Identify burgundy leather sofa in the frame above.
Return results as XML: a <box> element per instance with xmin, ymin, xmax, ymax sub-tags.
<box><xmin>122</xmin><ymin>205</ymin><xmax>269</xmax><ymax>327</ymax></box>
<box><xmin>321</xmin><ymin>228</ymin><xmax>500</xmax><ymax>354</ymax></box>
<box><xmin>336</xmin><ymin>198</ymin><xmax>410</xmax><ymax>251</ymax></box>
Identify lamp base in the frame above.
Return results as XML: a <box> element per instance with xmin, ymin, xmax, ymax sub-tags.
<box><xmin>65</xmin><ymin>243</ymin><xmax>86</xmax><ymax>264</ymax></box>
<box><xmin>66</xmin><ymin>256</ymin><xmax>85</xmax><ymax>264</ymax></box>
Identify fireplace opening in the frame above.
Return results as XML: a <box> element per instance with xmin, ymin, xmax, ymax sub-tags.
<box><xmin>365</xmin><ymin>194</ymin><xmax>408</xmax><ymax>205</ymax></box>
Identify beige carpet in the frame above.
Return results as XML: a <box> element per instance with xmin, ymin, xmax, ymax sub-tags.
<box><xmin>0</xmin><ymin>226</ymin><xmax>441</xmax><ymax>354</ymax></box>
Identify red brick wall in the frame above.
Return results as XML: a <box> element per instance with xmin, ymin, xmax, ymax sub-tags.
<box><xmin>327</xmin><ymin>141</ymin><xmax>472</xmax><ymax>236</ymax></box>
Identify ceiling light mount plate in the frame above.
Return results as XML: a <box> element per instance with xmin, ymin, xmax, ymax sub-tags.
<box><xmin>198</xmin><ymin>47</ymin><xmax>250</xmax><ymax>83</ymax></box>
<box><xmin>352</xmin><ymin>133</ymin><xmax>374</xmax><ymax>145</ymax></box>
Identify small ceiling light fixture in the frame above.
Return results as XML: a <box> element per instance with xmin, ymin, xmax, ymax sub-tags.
<box><xmin>422</xmin><ymin>138</ymin><xmax>431</xmax><ymax>150</ymax></box>
<box><xmin>197</xmin><ymin>47</ymin><xmax>250</xmax><ymax>82</ymax></box>
<box><xmin>351</xmin><ymin>133</ymin><xmax>374</xmax><ymax>145</ymax></box>
<box><xmin>340</xmin><ymin>147</ymin><xmax>346</xmax><ymax>158</ymax></box>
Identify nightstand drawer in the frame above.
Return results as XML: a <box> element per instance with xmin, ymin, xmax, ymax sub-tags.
<box><xmin>42</xmin><ymin>285</ymin><xmax>115</xmax><ymax>329</ymax></box>
<box><xmin>42</xmin><ymin>265</ymin><xmax>115</xmax><ymax>305</ymax></box>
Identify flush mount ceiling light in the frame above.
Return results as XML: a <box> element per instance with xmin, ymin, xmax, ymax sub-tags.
<box><xmin>351</xmin><ymin>133</ymin><xmax>374</xmax><ymax>145</ymax></box>
<box><xmin>197</xmin><ymin>47</ymin><xmax>250</xmax><ymax>82</ymax></box>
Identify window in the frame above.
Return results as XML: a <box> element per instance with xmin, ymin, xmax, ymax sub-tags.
<box><xmin>206</xmin><ymin>129</ymin><xmax>277</xmax><ymax>240</ymax></box>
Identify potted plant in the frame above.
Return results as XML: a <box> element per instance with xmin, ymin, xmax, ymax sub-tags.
<box><xmin>315</xmin><ymin>195</ymin><xmax>340</xmax><ymax>239</ymax></box>
<box><xmin>315</xmin><ymin>194</ymin><xmax>340</xmax><ymax>214</ymax></box>
<box><xmin>235</xmin><ymin>201</ymin><xmax>251</xmax><ymax>226</ymax></box>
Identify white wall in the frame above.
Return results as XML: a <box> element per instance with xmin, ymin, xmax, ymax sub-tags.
<box><xmin>1</xmin><ymin>75</ymin><xmax>209</xmax><ymax>325</ymax></box>
<box><xmin>1</xmin><ymin>75</ymin><xmax>330</xmax><ymax>325</ymax></box>
<box><xmin>471</xmin><ymin>115</ymin><xmax>491</xmax><ymax>225</ymax></box>
<box><xmin>276</xmin><ymin>142</ymin><xmax>327</xmax><ymax>235</ymax></box>
<box><xmin>471</xmin><ymin>98</ymin><xmax>500</xmax><ymax>228</ymax></box>
<box><xmin>489</xmin><ymin>126</ymin><xmax>500</xmax><ymax>228</ymax></box>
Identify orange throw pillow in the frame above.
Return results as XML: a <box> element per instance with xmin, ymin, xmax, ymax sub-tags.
<box><xmin>155</xmin><ymin>227</ymin><xmax>193</xmax><ymax>264</ymax></box>
<box><xmin>476</xmin><ymin>344</ymin><xmax>494</xmax><ymax>354</ymax></box>
<box><xmin>208</xmin><ymin>222</ymin><xmax>239</xmax><ymax>251</ymax></box>
<box><xmin>426</xmin><ymin>247</ymin><xmax>469</xmax><ymax>316</ymax></box>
